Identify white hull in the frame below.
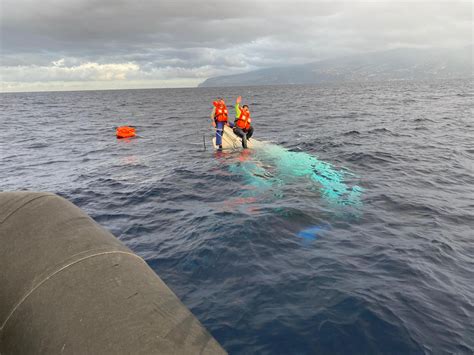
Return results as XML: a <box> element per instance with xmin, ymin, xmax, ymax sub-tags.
<box><xmin>212</xmin><ymin>126</ymin><xmax>257</xmax><ymax>150</ymax></box>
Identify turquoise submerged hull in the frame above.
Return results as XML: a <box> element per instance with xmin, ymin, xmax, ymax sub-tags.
<box><xmin>226</xmin><ymin>140</ymin><xmax>362</xmax><ymax>209</ymax></box>
<box><xmin>221</xmin><ymin>140</ymin><xmax>363</xmax><ymax>241</ymax></box>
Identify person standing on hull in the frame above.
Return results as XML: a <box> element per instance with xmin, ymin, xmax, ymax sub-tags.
<box><xmin>233</xmin><ymin>96</ymin><xmax>254</xmax><ymax>149</ymax></box>
<box><xmin>211</xmin><ymin>98</ymin><xmax>229</xmax><ymax>150</ymax></box>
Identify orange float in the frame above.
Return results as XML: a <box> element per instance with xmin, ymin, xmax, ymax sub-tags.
<box><xmin>116</xmin><ymin>126</ymin><xmax>136</xmax><ymax>139</ymax></box>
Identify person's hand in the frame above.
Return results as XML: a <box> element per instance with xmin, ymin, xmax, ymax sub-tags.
<box><xmin>236</xmin><ymin>96</ymin><xmax>242</xmax><ymax>104</ymax></box>
<box><xmin>212</xmin><ymin>121</ymin><xmax>216</xmax><ymax>128</ymax></box>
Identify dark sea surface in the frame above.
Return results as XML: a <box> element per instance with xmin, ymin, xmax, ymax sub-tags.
<box><xmin>1</xmin><ymin>79</ymin><xmax>473</xmax><ymax>354</ymax></box>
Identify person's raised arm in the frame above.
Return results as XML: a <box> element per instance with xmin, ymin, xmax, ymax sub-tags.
<box><xmin>235</xmin><ymin>96</ymin><xmax>242</xmax><ymax>118</ymax></box>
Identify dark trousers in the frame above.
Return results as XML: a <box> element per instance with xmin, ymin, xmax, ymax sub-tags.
<box><xmin>233</xmin><ymin>126</ymin><xmax>254</xmax><ymax>148</ymax></box>
<box><xmin>215</xmin><ymin>120</ymin><xmax>225</xmax><ymax>146</ymax></box>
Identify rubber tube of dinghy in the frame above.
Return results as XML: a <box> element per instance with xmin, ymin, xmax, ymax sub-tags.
<box><xmin>0</xmin><ymin>192</ymin><xmax>225</xmax><ymax>354</ymax></box>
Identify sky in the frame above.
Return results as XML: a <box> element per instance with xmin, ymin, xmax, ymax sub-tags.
<box><xmin>0</xmin><ymin>0</ymin><xmax>472</xmax><ymax>92</ymax></box>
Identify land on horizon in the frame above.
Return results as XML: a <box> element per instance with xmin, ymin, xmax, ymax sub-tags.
<box><xmin>199</xmin><ymin>46</ymin><xmax>473</xmax><ymax>88</ymax></box>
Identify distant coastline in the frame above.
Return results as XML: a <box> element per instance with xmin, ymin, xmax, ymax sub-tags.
<box><xmin>199</xmin><ymin>46</ymin><xmax>473</xmax><ymax>88</ymax></box>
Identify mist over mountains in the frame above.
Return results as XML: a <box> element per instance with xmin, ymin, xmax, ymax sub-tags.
<box><xmin>199</xmin><ymin>47</ymin><xmax>473</xmax><ymax>87</ymax></box>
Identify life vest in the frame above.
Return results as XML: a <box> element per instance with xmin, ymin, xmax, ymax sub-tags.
<box><xmin>236</xmin><ymin>110</ymin><xmax>251</xmax><ymax>130</ymax></box>
<box><xmin>213</xmin><ymin>101</ymin><xmax>228</xmax><ymax>122</ymax></box>
<box><xmin>116</xmin><ymin>126</ymin><xmax>136</xmax><ymax>139</ymax></box>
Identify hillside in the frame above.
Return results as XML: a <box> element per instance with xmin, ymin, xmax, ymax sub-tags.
<box><xmin>199</xmin><ymin>47</ymin><xmax>473</xmax><ymax>87</ymax></box>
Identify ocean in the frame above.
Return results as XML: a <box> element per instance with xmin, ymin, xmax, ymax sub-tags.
<box><xmin>1</xmin><ymin>79</ymin><xmax>473</xmax><ymax>354</ymax></box>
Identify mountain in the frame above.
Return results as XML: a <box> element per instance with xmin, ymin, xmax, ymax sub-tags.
<box><xmin>198</xmin><ymin>46</ymin><xmax>473</xmax><ymax>87</ymax></box>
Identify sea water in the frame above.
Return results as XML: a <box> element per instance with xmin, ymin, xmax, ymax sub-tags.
<box><xmin>1</xmin><ymin>79</ymin><xmax>473</xmax><ymax>354</ymax></box>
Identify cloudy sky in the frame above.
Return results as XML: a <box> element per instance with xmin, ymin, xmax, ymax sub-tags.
<box><xmin>0</xmin><ymin>0</ymin><xmax>472</xmax><ymax>92</ymax></box>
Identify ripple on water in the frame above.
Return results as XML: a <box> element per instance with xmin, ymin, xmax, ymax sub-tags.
<box><xmin>1</xmin><ymin>79</ymin><xmax>473</xmax><ymax>354</ymax></box>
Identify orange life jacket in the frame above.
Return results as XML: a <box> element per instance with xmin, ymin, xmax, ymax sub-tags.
<box><xmin>213</xmin><ymin>101</ymin><xmax>228</xmax><ymax>122</ymax></box>
<box><xmin>116</xmin><ymin>126</ymin><xmax>136</xmax><ymax>139</ymax></box>
<box><xmin>236</xmin><ymin>110</ymin><xmax>251</xmax><ymax>130</ymax></box>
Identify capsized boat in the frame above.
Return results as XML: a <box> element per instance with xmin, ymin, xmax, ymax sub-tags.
<box><xmin>212</xmin><ymin>126</ymin><xmax>258</xmax><ymax>150</ymax></box>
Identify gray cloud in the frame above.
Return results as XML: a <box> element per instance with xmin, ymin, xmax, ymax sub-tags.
<box><xmin>0</xmin><ymin>0</ymin><xmax>472</xmax><ymax>91</ymax></box>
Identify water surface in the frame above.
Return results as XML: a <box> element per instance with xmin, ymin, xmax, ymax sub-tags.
<box><xmin>1</xmin><ymin>79</ymin><xmax>473</xmax><ymax>354</ymax></box>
